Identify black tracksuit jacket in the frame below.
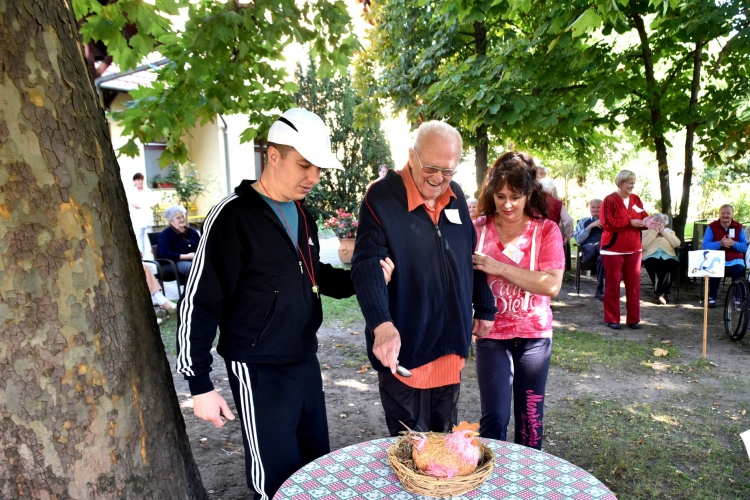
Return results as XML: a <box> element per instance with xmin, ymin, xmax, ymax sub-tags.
<box><xmin>176</xmin><ymin>180</ymin><xmax>354</xmax><ymax>395</ymax></box>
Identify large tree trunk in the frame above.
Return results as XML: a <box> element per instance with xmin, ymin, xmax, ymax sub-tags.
<box><xmin>0</xmin><ymin>2</ymin><xmax>206</xmax><ymax>498</ymax></box>
<box><xmin>633</xmin><ymin>14</ymin><xmax>672</xmax><ymax>224</ymax></box>
<box><xmin>676</xmin><ymin>40</ymin><xmax>704</xmax><ymax>241</ymax></box>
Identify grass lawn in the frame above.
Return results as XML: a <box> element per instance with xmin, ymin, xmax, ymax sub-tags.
<box><xmin>547</xmin><ymin>396</ymin><xmax>749</xmax><ymax>499</ymax></box>
<box><xmin>551</xmin><ymin>329</ymin><xmax>749</xmax><ymax>498</ymax></box>
<box><xmin>321</xmin><ymin>295</ymin><xmax>364</xmax><ymax>328</ymax></box>
<box><xmin>159</xmin><ymin>314</ymin><xmax>178</xmax><ymax>356</ymax></box>
<box><xmin>552</xmin><ymin>329</ymin><xmax>679</xmax><ymax>372</ymax></box>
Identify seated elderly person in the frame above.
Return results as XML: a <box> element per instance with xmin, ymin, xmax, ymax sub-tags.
<box><xmin>539</xmin><ymin>177</ymin><xmax>573</xmax><ymax>238</ymax></box>
<box><xmin>702</xmin><ymin>204</ymin><xmax>749</xmax><ymax>308</ymax></box>
<box><xmin>157</xmin><ymin>205</ymin><xmax>201</xmax><ymax>284</ymax></box>
<box><xmin>142</xmin><ymin>263</ymin><xmax>175</xmax><ymax>315</ymax></box>
<box><xmin>642</xmin><ymin>213</ymin><xmax>681</xmax><ymax>305</ymax></box>
<box><xmin>574</xmin><ymin>198</ymin><xmax>604</xmax><ymax>300</ymax></box>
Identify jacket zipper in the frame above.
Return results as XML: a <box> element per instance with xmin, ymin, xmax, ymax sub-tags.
<box><xmin>252</xmin><ymin>291</ymin><xmax>278</xmax><ymax>346</ymax></box>
<box><xmin>435</xmin><ymin>223</ymin><xmax>451</xmax><ymax>327</ymax></box>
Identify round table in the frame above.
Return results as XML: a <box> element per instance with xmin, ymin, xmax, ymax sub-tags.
<box><xmin>274</xmin><ymin>437</ymin><xmax>616</xmax><ymax>499</ymax></box>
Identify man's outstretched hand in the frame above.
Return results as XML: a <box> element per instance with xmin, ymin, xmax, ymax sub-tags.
<box><xmin>193</xmin><ymin>390</ymin><xmax>236</xmax><ymax>428</ymax></box>
<box><xmin>372</xmin><ymin>322</ymin><xmax>401</xmax><ymax>374</ymax></box>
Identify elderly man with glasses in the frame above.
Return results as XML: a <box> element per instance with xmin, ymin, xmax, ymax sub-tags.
<box><xmin>351</xmin><ymin>121</ymin><xmax>496</xmax><ymax>436</ymax></box>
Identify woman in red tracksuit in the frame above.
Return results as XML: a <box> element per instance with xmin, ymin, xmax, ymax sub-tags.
<box><xmin>600</xmin><ymin>170</ymin><xmax>649</xmax><ymax>330</ymax></box>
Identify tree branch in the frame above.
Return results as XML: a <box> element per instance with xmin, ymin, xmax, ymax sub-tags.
<box><xmin>659</xmin><ymin>44</ymin><xmax>702</xmax><ymax>97</ymax></box>
<box><xmin>710</xmin><ymin>21</ymin><xmax>750</xmax><ymax>77</ymax></box>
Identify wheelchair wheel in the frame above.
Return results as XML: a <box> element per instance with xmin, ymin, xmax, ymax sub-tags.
<box><xmin>724</xmin><ymin>278</ymin><xmax>750</xmax><ymax>341</ymax></box>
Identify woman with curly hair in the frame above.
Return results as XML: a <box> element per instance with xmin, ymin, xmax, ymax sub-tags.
<box><xmin>471</xmin><ymin>152</ymin><xmax>565</xmax><ymax>449</ymax></box>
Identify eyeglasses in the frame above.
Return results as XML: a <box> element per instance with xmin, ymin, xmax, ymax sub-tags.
<box><xmin>411</xmin><ymin>148</ymin><xmax>457</xmax><ymax>177</ymax></box>
<box><xmin>623</xmin><ymin>180</ymin><xmax>636</xmax><ymax>186</ymax></box>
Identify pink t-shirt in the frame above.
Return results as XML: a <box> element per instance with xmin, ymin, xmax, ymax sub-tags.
<box><xmin>474</xmin><ymin>216</ymin><xmax>565</xmax><ymax>339</ymax></box>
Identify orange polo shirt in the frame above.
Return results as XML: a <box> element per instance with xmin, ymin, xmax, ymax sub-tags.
<box><xmin>395</xmin><ymin>167</ymin><xmax>465</xmax><ymax>389</ymax></box>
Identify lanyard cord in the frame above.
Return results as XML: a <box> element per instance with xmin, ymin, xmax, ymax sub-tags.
<box><xmin>258</xmin><ymin>179</ymin><xmax>318</xmax><ymax>294</ymax></box>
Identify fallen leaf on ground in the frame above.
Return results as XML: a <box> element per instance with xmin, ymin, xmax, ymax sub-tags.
<box><xmin>199</xmin><ymin>438</ymin><xmax>208</xmax><ymax>442</ymax></box>
<box><xmin>653</xmin><ymin>348</ymin><xmax>669</xmax><ymax>357</ymax></box>
<box><xmin>660</xmin><ymin>340</ymin><xmax>672</xmax><ymax>344</ymax></box>
<box><xmin>652</xmin><ymin>362</ymin><xmax>669</xmax><ymax>371</ymax></box>
<box><xmin>356</xmin><ymin>365</ymin><xmax>369</xmax><ymax>374</ymax></box>
<box><xmin>340</xmin><ymin>413</ymin><xmax>347</xmax><ymax>418</ymax></box>
<box><xmin>348</xmin><ymin>403</ymin><xmax>355</xmax><ymax>407</ymax></box>
<box><xmin>350</xmin><ymin>331</ymin><xmax>359</xmax><ymax>335</ymax></box>
<box><xmin>322</xmin><ymin>365</ymin><xmax>330</xmax><ymax>370</ymax></box>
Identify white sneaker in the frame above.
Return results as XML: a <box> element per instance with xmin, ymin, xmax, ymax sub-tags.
<box><xmin>157</xmin><ymin>317</ymin><xmax>163</xmax><ymax>325</ymax></box>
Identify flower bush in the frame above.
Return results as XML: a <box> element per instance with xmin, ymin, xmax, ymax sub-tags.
<box><xmin>324</xmin><ymin>209</ymin><xmax>358</xmax><ymax>239</ymax></box>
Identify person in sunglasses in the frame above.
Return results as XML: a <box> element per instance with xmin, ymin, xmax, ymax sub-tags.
<box><xmin>352</xmin><ymin>120</ymin><xmax>496</xmax><ymax>436</ymax></box>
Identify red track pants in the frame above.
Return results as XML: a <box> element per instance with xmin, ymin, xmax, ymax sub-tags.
<box><xmin>602</xmin><ymin>252</ymin><xmax>642</xmax><ymax>325</ymax></box>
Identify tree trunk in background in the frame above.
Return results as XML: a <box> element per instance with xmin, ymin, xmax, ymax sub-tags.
<box><xmin>633</xmin><ymin>14</ymin><xmax>673</xmax><ymax>235</ymax></box>
<box><xmin>676</xmin><ymin>41</ymin><xmax>704</xmax><ymax>242</ymax></box>
<box><xmin>473</xmin><ymin>21</ymin><xmax>488</xmax><ymax>194</ymax></box>
<box><xmin>0</xmin><ymin>2</ymin><xmax>206</xmax><ymax>498</ymax></box>
<box><xmin>475</xmin><ymin>124</ymin><xmax>488</xmax><ymax>196</ymax></box>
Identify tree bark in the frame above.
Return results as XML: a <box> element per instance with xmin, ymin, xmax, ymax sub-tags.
<box><xmin>0</xmin><ymin>2</ymin><xmax>206</xmax><ymax>498</ymax></box>
<box><xmin>473</xmin><ymin>21</ymin><xmax>488</xmax><ymax>192</ymax></box>
<box><xmin>475</xmin><ymin>124</ymin><xmax>488</xmax><ymax>196</ymax></box>
<box><xmin>676</xmin><ymin>40</ymin><xmax>704</xmax><ymax>241</ymax></box>
<box><xmin>633</xmin><ymin>14</ymin><xmax>671</xmax><ymax>223</ymax></box>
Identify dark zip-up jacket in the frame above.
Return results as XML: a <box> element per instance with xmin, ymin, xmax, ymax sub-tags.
<box><xmin>177</xmin><ymin>180</ymin><xmax>354</xmax><ymax>395</ymax></box>
<box><xmin>157</xmin><ymin>226</ymin><xmax>201</xmax><ymax>261</ymax></box>
<box><xmin>350</xmin><ymin>171</ymin><xmax>496</xmax><ymax>372</ymax></box>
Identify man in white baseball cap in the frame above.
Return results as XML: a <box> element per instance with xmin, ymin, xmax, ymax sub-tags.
<box><xmin>266</xmin><ymin>107</ymin><xmax>344</xmax><ymax>171</ymax></box>
<box><xmin>177</xmin><ymin>108</ymin><xmax>393</xmax><ymax>499</ymax></box>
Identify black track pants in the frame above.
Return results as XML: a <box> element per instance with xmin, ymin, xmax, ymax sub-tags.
<box><xmin>226</xmin><ymin>356</ymin><xmax>329</xmax><ymax>500</ymax></box>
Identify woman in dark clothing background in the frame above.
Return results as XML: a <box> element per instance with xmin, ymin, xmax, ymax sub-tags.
<box><xmin>157</xmin><ymin>205</ymin><xmax>201</xmax><ymax>284</ymax></box>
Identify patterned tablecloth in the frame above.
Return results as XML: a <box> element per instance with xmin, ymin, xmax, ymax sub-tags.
<box><xmin>274</xmin><ymin>437</ymin><xmax>617</xmax><ymax>499</ymax></box>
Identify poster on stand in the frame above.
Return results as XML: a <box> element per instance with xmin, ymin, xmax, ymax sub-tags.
<box><xmin>688</xmin><ymin>250</ymin><xmax>726</xmax><ymax>278</ymax></box>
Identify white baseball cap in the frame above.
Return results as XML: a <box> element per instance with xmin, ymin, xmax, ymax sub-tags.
<box><xmin>267</xmin><ymin>108</ymin><xmax>343</xmax><ymax>170</ymax></box>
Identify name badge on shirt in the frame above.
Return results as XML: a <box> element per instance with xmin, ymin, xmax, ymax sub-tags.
<box><xmin>502</xmin><ymin>243</ymin><xmax>524</xmax><ymax>264</ymax></box>
<box><xmin>633</xmin><ymin>206</ymin><xmax>645</xmax><ymax>213</ymax></box>
<box><xmin>444</xmin><ymin>209</ymin><xmax>462</xmax><ymax>224</ymax></box>
<box><xmin>729</xmin><ymin>228</ymin><xmax>736</xmax><ymax>239</ymax></box>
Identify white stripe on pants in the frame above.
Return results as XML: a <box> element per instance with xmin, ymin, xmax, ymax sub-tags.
<box><xmin>231</xmin><ymin>361</ymin><xmax>268</xmax><ymax>500</ymax></box>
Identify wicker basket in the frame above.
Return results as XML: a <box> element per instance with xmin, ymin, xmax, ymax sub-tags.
<box><xmin>387</xmin><ymin>435</ymin><xmax>495</xmax><ymax>498</ymax></box>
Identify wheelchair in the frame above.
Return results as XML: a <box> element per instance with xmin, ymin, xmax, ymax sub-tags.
<box><xmin>723</xmin><ymin>277</ymin><xmax>750</xmax><ymax>341</ymax></box>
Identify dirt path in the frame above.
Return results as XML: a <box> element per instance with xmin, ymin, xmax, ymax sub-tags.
<box><xmin>170</xmin><ymin>271</ymin><xmax>750</xmax><ymax>499</ymax></box>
